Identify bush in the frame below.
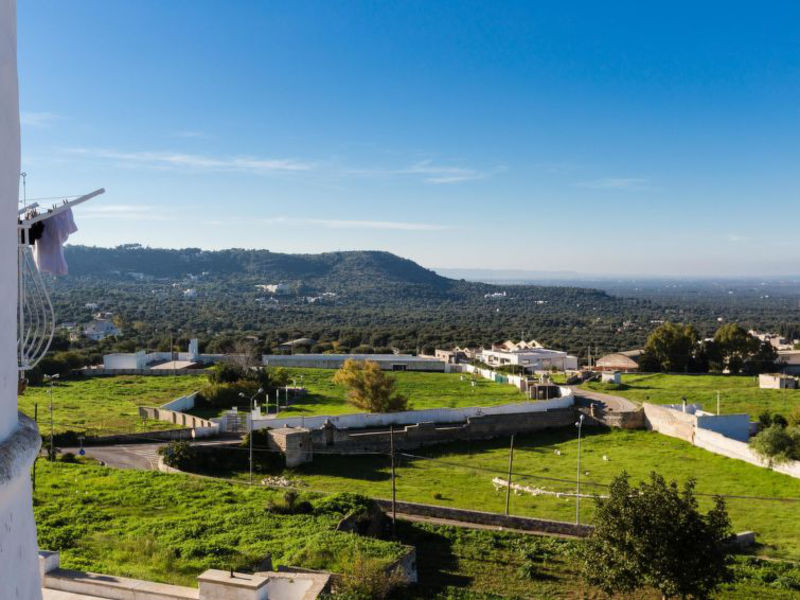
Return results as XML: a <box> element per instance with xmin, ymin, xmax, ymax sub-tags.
<box><xmin>158</xmin><ymin>441</ymin><xmax>195</xmax><ymax>470</ymax></box>
<box><xmin>334</xmin><ymin>550</ymin><xmax>405</xmax><ymax>600</ymax></box>
<box><xmin>750</xmin><ymin>425</ymin><xmax>800</xmax><ymax>466</ymax></box>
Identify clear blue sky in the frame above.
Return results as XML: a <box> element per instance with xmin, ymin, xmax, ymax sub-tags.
<box><xmin>17</xmin><ymin>1</ymin><xmax>800</xmax><ymax>276</ymax></box>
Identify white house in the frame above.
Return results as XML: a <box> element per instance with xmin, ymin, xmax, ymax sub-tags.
<box><xmin>257</xmin><ymin>282</ymin><xmax>293</xmax><ymax>294</ymax></box>
<box><xmin>83</xmin><ymin>319</ymin><xmax>121</xmax><ymax>341</ymax></box>
<box><xmin>478</xmin><ymin>346</ymin><xmax>578</xmax><ymax>372</ymax></box>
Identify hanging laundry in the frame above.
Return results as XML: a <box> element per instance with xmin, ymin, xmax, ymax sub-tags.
<box><xmin>34</xmin><ymin>207</ymin><xmax>78</xmax><ymax>275</ymax></box>
<box><xmin>18</xmin><ymin>219</ymin><xmax>44</xmax><ymax>245</ymax></box>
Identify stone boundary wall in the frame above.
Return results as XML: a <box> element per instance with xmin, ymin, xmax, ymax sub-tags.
<box><xmin>311</xmin><ymin>408</ymin><xmax>576</xmax><ymax>454</ymax></box>
<box><xmin>247</xmin><ymin>390</ymin><xmax>574</xmax><ymax>432</ymax></box>
<box><xmin>138</xmin><ymin>406</ymin><xmax>219</xmax><ymax>438</ymax></box>
<box><xmin>86</xmin><ymin>428</ymin><xmax>197</xmax><ymax>445</ymax></box>
<box><xmin>374</xmin><ymin>499</ymin><xmax>593</xmax><ymax>537</ymax></box>
<box><xmin>80</xmin><ymin>368</ymin><xmax>209</xmax><ymax>376</ymax></box>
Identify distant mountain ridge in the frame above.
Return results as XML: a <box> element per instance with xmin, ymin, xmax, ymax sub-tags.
<box><xmin>64</xmin><ymin>245</ymin><xmax>453</xmax><ymax>292</ymax></box>
<box><xmin>62</xmin><ymin>245</ymin><xmax>612</xmax><ymax>302</ymax></box>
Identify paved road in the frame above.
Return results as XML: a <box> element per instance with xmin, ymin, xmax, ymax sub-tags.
<box><xmin>61</xmin><ymin>439</ymin><xmax>239</xmax><ymax>471</ymax></box>
<box><xmin>571</xmin><ymin>386</ymin><xmax>639</xmax><ymax>413</ymax></box>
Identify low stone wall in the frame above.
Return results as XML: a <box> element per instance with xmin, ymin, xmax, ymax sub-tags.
<box><xmin>86</xmin><ymin>428</ymin><xmax>196</xmax><ymax>445</ymax></box>
<box><xmin>375</xmin><ymin>499</ymin><xmax>593</xmax><ymax>537</ymax></box>
<box><xmin>311</xmin><ymin>407</ymin><xmax>576</xmax><ymax>454</ymax></box>
<box><xmin>138</xmin><ymin>406</ymin><xmax>219</xmax><ymax>438</ymax></box>
<box><xmin>249</xmin><ymin>391</ymin><xmax>574</xmax><ymax>433</ymax></box>
<box><xmin>80</xmin><ymin>368</ymin><xmax>209</xmax><ymax>376</ymax></box>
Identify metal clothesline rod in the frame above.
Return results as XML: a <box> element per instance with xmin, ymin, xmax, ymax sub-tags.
<box><xmin>20</xmin><ymin>188</ymin><xmax>105</xmax><ymax>226</ymax></box>
<box><xmin>18</xmin><ymin>202</ymin><xmax>39</xmax><ymax>215</ymax></box>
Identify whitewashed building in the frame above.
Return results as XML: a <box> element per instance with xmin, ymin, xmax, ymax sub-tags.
<box><xmin>1</xmin><ymin>3</ymin><xmax>45</xmax><ymax>594</ymax></box>
<box><xmin>478</xmin><ymin>346</ymin><xmax>578</xmax><ymax>372</ymax></box>
<box><xmin>83</xmin><ymin>318</ymin><xmax>121</xmax><ymax>341</ymax></box>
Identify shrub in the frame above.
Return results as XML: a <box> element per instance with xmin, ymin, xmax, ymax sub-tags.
<box><xmin>750</xmin><ymin>425</ymin><xmax>800</xmax><ymax>466</ymax></box>
<box><xmin>158</xmin><ymin>441</ymin><xmax>195</xmax><ymax>470</ymax></box>
<box><xmin>334</xmin><ymin>550</ymin><xmax>405</xmax><ymax>600</ymax></box>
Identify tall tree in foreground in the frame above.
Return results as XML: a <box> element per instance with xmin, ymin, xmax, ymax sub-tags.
<box><xmin>333</xmin><ymin>359</ymin><xmax>409</xmax><ymax>413</ymax></box>
<box><xmin>582</xmin><ymin>472</ymin><xmax>731</xmax><ymax>600</ymax></box>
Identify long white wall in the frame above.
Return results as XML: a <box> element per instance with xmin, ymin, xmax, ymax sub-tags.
<box><xmin>247</xmin><ymin>389</ymin><xmax>574</xmax><ymax>431</ymax></box>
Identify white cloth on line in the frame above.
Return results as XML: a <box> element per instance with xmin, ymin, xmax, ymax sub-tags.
<box><xmin>34</xmin><ymin>207</ymin><xmax>78</xmax><ymax>275</ymax></box>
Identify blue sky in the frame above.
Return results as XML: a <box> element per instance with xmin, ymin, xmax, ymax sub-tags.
<box><xmin>17</xmin><ymin>1</ymin><xmax>800</xmax><ymax>276</ymax></box>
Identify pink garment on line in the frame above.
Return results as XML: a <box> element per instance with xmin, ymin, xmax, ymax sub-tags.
<box><xmin>34</xmin><ymin>207</ymin><xmax>78</xmax><ymax>276</ymax></box>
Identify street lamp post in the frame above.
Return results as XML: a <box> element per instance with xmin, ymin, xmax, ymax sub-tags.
<box><xmin>239</xmin><ymin>387</ymin><xmax>264</xmax><ymax>486</ymax></box>
<box><xmin>575</xmin><ymin>413</ymin><xmax>585</xmax><ymax>525</ymax></box>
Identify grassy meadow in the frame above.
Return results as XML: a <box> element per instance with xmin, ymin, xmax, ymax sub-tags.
<box><xmin>196</xmin><ymin>367</ymin><xmax>531</xmax><ymax>418</ymax></box>
<box><xmin>34</xmin><ymin>460</ymin><xmax>405</xmax><ymax>587</ymax></box>
<box><xmin>34</xmin><ymin>460</ymin><xmax>800</xmax><ymax>599</ymax></box>
<box><xmin>583</xmin><ymin>372</ymin><xmax>800</xmax><ymax>419</ymax></box>
<box><xmin>19</xmin><ymin>375</ymin><xmax>205</xmax><ymax>437</ymax></box>
<box><xmin>219</xmin><ymin>428</ymin><xmax>800</xmax><ymax>560</ymax></box>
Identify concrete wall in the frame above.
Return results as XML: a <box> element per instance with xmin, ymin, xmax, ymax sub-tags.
<box><xmin>642</xmin><ymin>403</ymin><xmax>696</xmax><ymax>442</ymax></box>
<box><xmin>310</xmin><ymin>408</ymin><xmax>576</xmax><ymax>454</ymax></box>
<box><xmin>694</xmin><ymin>428</ymin><xmax>800</xmax><ymax>479</ymax></box>
<box><xmin>161</xmin><ymin>392</ymin><xmax>199</xmax><ymax>412</ymax></box>
<box><xmin>246</xmin><ymin>391</ymin><xmax>573</xmax><ymax>432</ymax></box>
<box><xmin>262</xmin><ymin>354</ymin><xmax>446</xmax><ymax>372</ymax></box>
<box><xmin>1</xmin><ymin>2</ymin><xmax>45</xmax><ymax>596</ymax></box>
<box><xmin>695</xmin><ymin>413</ymin><xmax>751</xmax><ymax>443</ymax></box>
<box><xmin>644</xmin><ymin>403</ymin><xmax>800</xmax><ymax>480</ymax></box>
<box><xmin>82</xmin><ymin>367</ymin><xmax>210</xmax><ymax>376</ymax></box>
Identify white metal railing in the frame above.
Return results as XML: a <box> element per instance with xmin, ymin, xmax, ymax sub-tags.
<box><xmin>17</xmin><ymin>243</ymin><xmax>55</xmax><ymax>372</ymax></box>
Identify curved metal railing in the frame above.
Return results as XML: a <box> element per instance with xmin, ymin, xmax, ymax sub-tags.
<box><xmin>17</xmin><ymin>243</ymin><xmax>55</xmax><ymax>372</ymax></box>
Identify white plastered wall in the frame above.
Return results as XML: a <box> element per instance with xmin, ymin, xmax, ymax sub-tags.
<box><xmin>0</xmin><ymin>1</ymin><xmax>45</xmax><ymax>597</ymax></box>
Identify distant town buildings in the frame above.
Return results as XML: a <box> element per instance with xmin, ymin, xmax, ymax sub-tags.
<box><xmin>83</xmin><ymin>319</ymin><xmax>121</xmax><ymax>341</ymax></box>
<box><xmin>759</xmin><ymin>373</ymin><xmax>798</xmax><ymax>390</ymax></box>
<box><xmin>749</xmin><ymin>330</ymin><xmax>797</xmax><ymax>351</ymax></box>
<box><xmin>183</xmin><ymin>288</ymin><xmax>197</xmax><ymax>299</ymax></box>
<box><xmin>435</xmin><ymin>339</ymin><xmax>577</xmax><ymax>372</ymax></box>
<box><xmin>278</xmin><ymin>337</ymin><xmax>316</xmax><ymax>351</ymax></box>
<box><xmin>257</xmin><ymin>282</ymin><xmax>293</xmax><ymax>295</ymax></box>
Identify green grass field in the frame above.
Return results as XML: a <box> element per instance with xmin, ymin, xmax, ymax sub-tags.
<box><xmin>34</xmin><ymin>460</ymin><xmax>405</xmax><ymax>587</ymax></box>
<box><xmin>221</xmin><ymin>428</ymin><xmax>800</xmax><ymax>561</ymax></box>
<box><xmin>35</xmin><ymin>460</ymin><xmax>799</xmax><ymax>599</ymax></box>
<box><xmin>194</xmin><ymin>368</ymin><xmax>530</xmax><ymax>418</ymax></box>
<box><xmin>19</xmin><ymin>375</ymin><xmax>205</xmax><ymax>437</ymax></box>
<box><xmin>583</xmin><ymin>373</ymin><xmax>800</xmax><ymax>419</ymax></box>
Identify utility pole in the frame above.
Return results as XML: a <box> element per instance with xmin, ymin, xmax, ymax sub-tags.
<box><xmin>575</xmin><ymin>414</ymin><xmax>585</xmax><ymax>524</ymax></box>
<box><xmin>46</xmin><ymin>373</ymin><xmax>59</xmax><ymax>461</ymax></box>
<box><xmin>505</xmin><ymin>433</ymin><xmax>515</xmax><ymax>516</ymax></box>
<box><xmin>32</xmin><ymin>402</ymin><xmax>37</xmax><ymax>491</ymax></box>
<box><xmin>390</xmin><ymin>426</ymin><xmax>397</xmax><ymax>538</ymax></box>
<box><xmin>240</xmin><ymin>388</ymin><xmax>263</xmax><ymax>485</ymax></box>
